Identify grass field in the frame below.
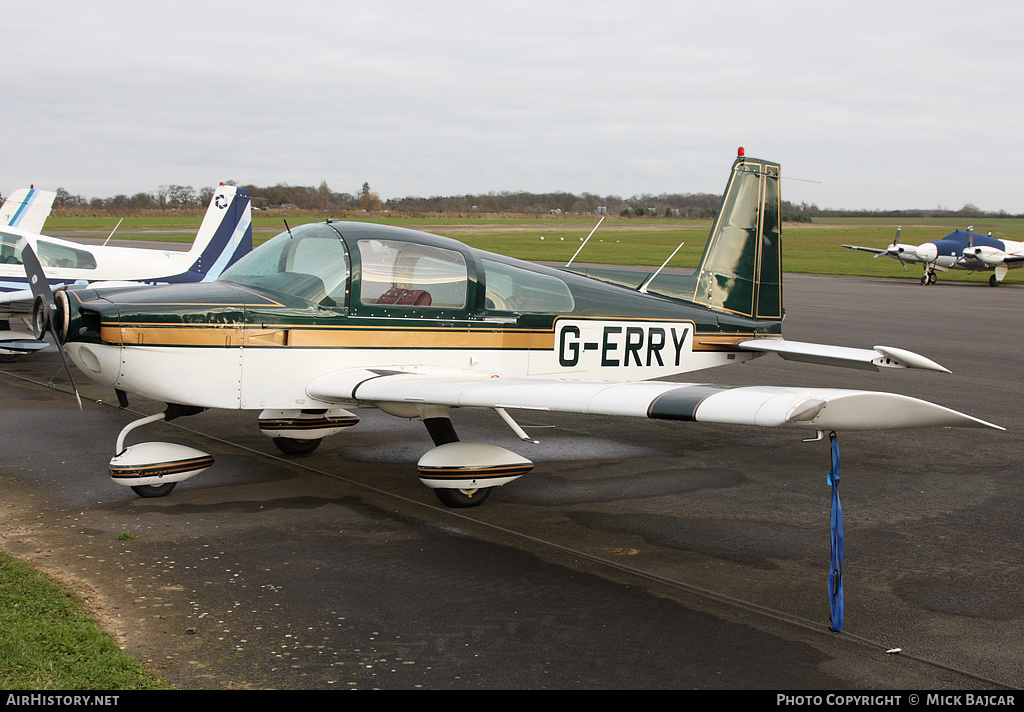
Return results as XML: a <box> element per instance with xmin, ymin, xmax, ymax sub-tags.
<box><xmin>44</xmin><ymin>212</ymin><xmax>1024</xmax><ymax>285</ymax></box>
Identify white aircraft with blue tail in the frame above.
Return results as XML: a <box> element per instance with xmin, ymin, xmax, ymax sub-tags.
<box><xmin>0</xmin><ymin>183</ymin><xmax>252</xmax><ymax>355</ymax></box>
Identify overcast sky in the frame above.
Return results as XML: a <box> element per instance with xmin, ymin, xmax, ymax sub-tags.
<box><xmin>4</xmin><ymin>1</ymin><xmax>1022</xmax><ymax>212</ymax></box>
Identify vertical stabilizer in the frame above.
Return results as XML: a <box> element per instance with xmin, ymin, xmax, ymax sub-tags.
<box><xmin>186</xmin><ymin>185</ymin><xmax>253</xmax><ymax>280</ymax></box>
<box><xmin>692</xmin><ymin>154</ymin><xmax>782</xmax><ymax>320</ymax></box>
<box><xmin>1</xmin><ymin>188</ymin><xmax>57</xmax><ymax>234</ymax></box>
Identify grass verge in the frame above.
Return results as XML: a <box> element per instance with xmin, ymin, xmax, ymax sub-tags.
<box><xmin>0</xmin><ymin>550</ymin><xmax>169</xmax><ymax>690</ymax></box>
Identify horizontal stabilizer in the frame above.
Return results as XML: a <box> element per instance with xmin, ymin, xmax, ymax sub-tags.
<box><xmin>737</xmin><ymin>339</ymin><xmax>951</xmax><ymax>372</ymax></box>
<box><xmin>305</xmin><ymin>368</ymin><xmax>1000</xmax><ymax>433</ymax></box>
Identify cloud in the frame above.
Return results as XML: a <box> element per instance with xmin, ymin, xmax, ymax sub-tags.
<box><xmin>3</xmin><ymin>0</ymin><xmax>1024</xmax><ymax>212</ymax></box>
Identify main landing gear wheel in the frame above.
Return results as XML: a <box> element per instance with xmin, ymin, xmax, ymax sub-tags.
<box><xmin>990</xmin><ymin>274</ymin><xmax>1000</xmax><ymax>287</ymax></box>
<box><xmin>434</xmin><ymin>486</ymin><xmax>492</xmax><ymax>508</ymax></box>
<box><xmin>273</xmin><ymin>437</ymin><xmax>323</xmax><ymax>455</ymax></box>
<box><xmin>130</xmin><ymin>482</ymin><xmax>177</xmax><ymax>498</ymax></box>
<box><xmin>921</xmin><ymin>272</ymin><xmax>937</xmax><ymax>285</ymax></box>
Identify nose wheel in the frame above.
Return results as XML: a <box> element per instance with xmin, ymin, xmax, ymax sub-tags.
<box><xmin>131</xmin><ymin>483</ymin><xmax>177</xmax><ymax>498</ymax></box>
<box><xmin>433</xmin><ymin>486</ymin><xmax>492</xmax><ymax>508</ymax></box>
<box><xmin>272</xmin><ymin>437</ymin><xmax>323</xmax><ymax>455</ymax></box>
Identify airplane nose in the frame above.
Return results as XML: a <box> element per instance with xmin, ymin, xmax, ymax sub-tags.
<box><xmin>915</xmin><ymin>243</ymin><xmax>938</xmax><ymax>262</ymax></box>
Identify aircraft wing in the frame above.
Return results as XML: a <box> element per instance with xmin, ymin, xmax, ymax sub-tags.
<box><xmin>0</xmin><ymin>288</ymin><xmax>34</xmax><ymax>305</ymax></box>
<box><xmin>0</xmin><ymin>330</ymin><xmax>48</xmax><ymax>353</ymax></box>
<box><xmin>842</xmin><ymin>244</ymin><xmax>887</xmax><ymax>255</ymax></box>
<box><xmin>305</xmin><ymin>368</ymin><xmax>1001</xmax><ymax>432</ymax></box>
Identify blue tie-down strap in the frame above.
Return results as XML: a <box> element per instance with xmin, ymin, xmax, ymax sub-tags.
<box><xmin>827</xmin><ymin>431</ymin><xmax>844</xmax><ymax>632</ymax></box>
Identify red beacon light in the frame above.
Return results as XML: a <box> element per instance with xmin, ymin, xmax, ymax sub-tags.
<box><xmin>737</xmin><ymin>147</ymin><xmax>745</xmax><ymax>157</ymax></box>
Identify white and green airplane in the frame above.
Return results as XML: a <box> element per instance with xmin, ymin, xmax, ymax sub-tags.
<box><xmin>23</xmin><ymin>152</ymin><xmax>1002</xmax><ymax>507</ymax></box>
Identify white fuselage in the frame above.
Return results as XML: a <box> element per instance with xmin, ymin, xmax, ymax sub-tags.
<box><xmin>0</xmin><ymin>230</ymin><xmax>202</xmax><ymax>296</ymax></box>
<box><xmin>65</xmin><ymin>317</ymin><xmax>755</xmax><ymax>411</ymax></box>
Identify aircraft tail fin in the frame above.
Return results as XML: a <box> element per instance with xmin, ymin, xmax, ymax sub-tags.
<box><xmin>185</xmin><ymin>184</ymin><xmax>253</xmax><ymax>280</ymax></box>
<box><xmin>690</xmin><ymin>152</ymin><xmax>783</xmax><ymax>320</ymax></box>
<box><xmin>1</xmin><ymin>187</ymin><xmax>57</xmax><ymax>234</ymax></box>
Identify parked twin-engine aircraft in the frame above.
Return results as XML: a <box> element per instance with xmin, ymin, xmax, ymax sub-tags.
<box><xmin>25</xmin><ymin>153</ymin><xmax>1001</xmax><ymax>507</ymax></box>
<box><xmin>1</xmin><ymin>184</ymin><xmax>252</xmax><ymax>356</ymax></box>
<box><xmin>843</xmin><ymin>226</ymin><xmax>1024</xmax><ymax>286</ymax></box>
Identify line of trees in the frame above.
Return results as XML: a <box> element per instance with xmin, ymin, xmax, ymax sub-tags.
<box><xmin>40</xmin><ymin>182</ymin><xmax>1024</xmax><ymax>220</ymax></box>
<box><xmin>54</xmin><ymin>184</ymin><xmax>218</xmax><ymax>210</ymax></box>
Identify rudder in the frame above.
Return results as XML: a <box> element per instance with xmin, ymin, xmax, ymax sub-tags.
<box><xmin>187</xmin><ymin>184</ymin><xmax>253</xmax><ymax>280</ymax></box>
<box><xmin>1</xmin><ymin>187</ymin><xmax>56</xmax><ymax>234</ymax></box>
<box><xmin>691</xmin><ymin>153</ymin><xmax>783</xmax><ymax>320</ymax></box>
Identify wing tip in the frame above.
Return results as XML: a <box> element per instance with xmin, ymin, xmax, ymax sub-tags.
<box><xmin>788</xmin><ymin>392</ymin><xmax>1003</xmax><ymax>432</ymax></box>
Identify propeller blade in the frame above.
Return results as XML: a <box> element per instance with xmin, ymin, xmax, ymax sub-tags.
<box><xmin>20</xmin><ymin>240</ymin><xmax>55</xmax><ymax>339</ymax></box>
<box><xmin>19</xmin><ymin>241</ymin><xmax>82</xmax><ymax>410</ymax></box>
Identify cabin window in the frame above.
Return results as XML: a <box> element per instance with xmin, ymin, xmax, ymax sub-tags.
<box><xmin>482</xmin><ymin>259</ymin><xmax>574</xmax><ymax>313</ymax></box>
<box><xmin>357</xmin><ymin>239</ymin><xmax>468</xmax><ymax>309</ymax></box>
<box><xmin>36</xmin><ymin>240</ymin><xmax>97</xmax><ymax>269</ymax></box>
<box><xmin>0</xmin><ymin>233</ymin><xmax>22</xmax><ymax>265</ymax></box>
<box><xmin>0</xmin><ymin>233</ymin><xmax>97</xmax><ymax>270</ymax></box>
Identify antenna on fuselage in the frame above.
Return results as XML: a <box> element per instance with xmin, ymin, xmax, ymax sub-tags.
<box><xmin>101</xmin><ymin>218</ymin><xmax>123</xmax><ymax>247</ymax></box>
<box><xmin>638</xmin><ymin>241</ymin><xmax>685</xmax><ymax>294</ymax></box>
<box><xmin>565</xmin><ymin>216</ymin><xmax>605</xmax><ymax>267</ymax></box>
<box><xmin>284</xmin><ymin>219</ymin><xmax>294</xmax><ymax>238</ymax></box>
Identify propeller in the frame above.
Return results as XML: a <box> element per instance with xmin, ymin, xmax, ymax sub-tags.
<box><xmin>881</xmin><ymin>226</ymin><xmax>908</xmax><ymax>269</ymax></box>
<box><xmin>961</xmin><ymin>229</ymin><xmax>976</xmax><ymax>263</ymax></box>
<box><xmin>20</xmin><ymin>241</ymin><xmax>82</xmax><ymax>410</ymax></box>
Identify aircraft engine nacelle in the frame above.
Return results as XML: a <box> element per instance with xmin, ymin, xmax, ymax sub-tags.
<box><xmin>417</xmin><ymin>442</ymin><xmax>534</xmax><ymax>490</ymax></box>
<box><xmin>914</xmin><ymin>243</ymin><xmax>938</xmax><ymax>262</ymax></box>
<box><xmin>108</xmin><ymin>441</ymin><xmax>214</xmax><ymax>488</ymax></box>
<box><xmin>257</xmin><ymin>408</ymin><xmax>360</xmax><ymax>440</ymax></box>
<box><xmin>965</xmin><ymin>246</ymin><xmax>1005</xmax><ymax>266</ymax></box>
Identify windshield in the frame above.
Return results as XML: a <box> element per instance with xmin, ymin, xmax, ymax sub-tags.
<box><xmin>219</xmin><ymin>223</ymin><xmax>349</xmax><ymax>306</ymax></box>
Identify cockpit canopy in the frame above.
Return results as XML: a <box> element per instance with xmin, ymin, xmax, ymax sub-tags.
<box><xmin>218</xmin><ymin>222</ymin><xmax>575</xmax><ymax>315</ymax></box>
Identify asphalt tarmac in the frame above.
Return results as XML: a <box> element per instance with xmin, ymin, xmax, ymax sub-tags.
<box><xmin>0</xmin><ymin>272</ymin><xmax>1021</xmax><ymax>691</ymax></box>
